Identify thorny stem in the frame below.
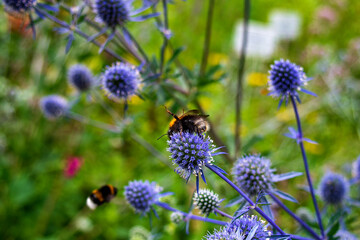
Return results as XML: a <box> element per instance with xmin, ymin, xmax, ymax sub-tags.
<box><xmin>66</xmin><ymin>111</ymin><xmax>121</xmax><ymax>132</ymax></box>
<box><xmin>159</xmin><ymin>0</ymin><xmax>169</xmax><ymax>74</ymax></box>
<box><xmin>34</xmin><ymin>7</ymin><xmax>125</xmax><ymax>62</ymax></box>
<box><xmin>234</xmin><ymin>0</ymin><xmax>250</xmax><ymax>158</ymax></box>
<box><xmin>199</xmin><ymin>0</ymin><xmax>215</xmax><ymax>77</ymax></box>
<box><xmin>267</xmin><ymin>191</ymin><xmax>321</xmax><ymax>240</ymax></box>
<box><xmin>290</xmin><ymin>96</ymin><xmax>325</xmax><ymax>238</ymax></box>
<box><xmin>155</xmin><ymin>202</ymin><xmax>227</xmax><ymax>225</ymax></box>
<box><xmin>206</xmin><ymin>164</ymin><xmax>286</xmax><ymax>235</ymax></box>
<box><xmin>214</xmin><ymin>208</ymin><xmax>233</xmax><ymax>219</ymax></box>
<box><xmin>122</xmin><ymin>27</ymin><xmax>149</xmax><ymax>64</ymax></box>
<box><xmin>131</xmin><ymin>133</ymin><xmax>172</xmax><ymax>168</ymax></box>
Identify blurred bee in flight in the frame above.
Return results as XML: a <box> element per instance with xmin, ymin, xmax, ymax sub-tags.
<box><xmin>160</xmin><ymin>106</ymin><xmax>210</xmax><ymax>139</ymax></box>
<box><xmin>86</xmin><ymin>184</ymin><xmax>117</xmax><ymax>210</ymax></box>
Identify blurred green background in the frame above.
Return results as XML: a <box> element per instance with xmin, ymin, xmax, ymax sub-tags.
<box><xmin>1</xmin><ymin>0</ymin><xmax>360</xmax><ymax>239</ymax></box>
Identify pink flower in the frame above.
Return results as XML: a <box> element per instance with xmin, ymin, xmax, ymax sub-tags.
<box><xmin>64</xmin><ymin>157</ymin><xmax>83</xmax><ymax>178</ymax></box>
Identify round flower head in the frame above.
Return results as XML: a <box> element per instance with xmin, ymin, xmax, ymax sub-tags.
<box><xmin>68</xmin><ymin>64</ymin><xmax>94</xmax><ymax>92</ymax></box>
<box><xmin>124</xmin><ymin>180</ymin><xmax>162</xmax><ymax>215</ymax></box>
<box><xmin>319</xmin><ymin>172</ymin><xmax>349</xmax><ymax>205</ymax></box>
<box><xmin>94</xmin><ymin>0</ymin><xmax>130</xmax><ymax>28</ymax></box>
<box><xmin>193</xmin><ymin>189</ymin><xmax>221</xmax><ymax>216</ymax></box>
<box><xmin>40</xmin><ymin>95</ymin><xmax>68</xmax><ymax>119</ymax></box>
<box><xmin>268</xmin><ymin>59</ymin><xmax>315</xmax><ymax>106</ymax></box>
<box><xmin>167</xmin><ymin>132</ymin><xmax>223</xmax><ymax>184</ymax></box>
<box><xmin>170</xmin><ymin>212</ymin><xmax>184</xmax><ymax>224</ymax></box>
<box><xmin>4</xmin><ymin>0</ymin><xmax>36</xmax><ymax>12</ymax></box>
<box><xmin>129</xmin><ymin>226</ymin><xmax>151</xmax><ymax>240</ymax></box>
<box><xmin>232</xmin><ymin>154</ymin><xmax>274</xmax><ymax>196</ymax></box>
<box><xmin>102</xmin><ymin>62</ymin><xmax>141</xmax><ymax>101</ymax></box>
<box><xmin>205</xmin><ymin>215</ymin><xmax>271</xmax><ymax>240</ymax></box>
<box><xmin>352</xmin><ymin>156</ymin><xmax>360</xmax><ymax>180</ymax></box>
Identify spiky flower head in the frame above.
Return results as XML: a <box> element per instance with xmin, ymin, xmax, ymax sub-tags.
<box><xmin>232</xmin><ymin>154</ymin><xmax>274</xmax><ymax>196</ymax></box>
<box><xmin>40</xmin><ymin>95</ymin><xmax>68</xmax><ymax>119</ymax></box>
<box><xmin>129</xmin><ymin>226</ymin><xmax>151</xmax><ymax>240</ymax></box>
<box><xmin>352</xmin><ymin>156</ymin><xmax>360</xmax><ymax>181</ymax></box>
<box><xmin>170</xmin><ymin>212</ymin><xmax>184</xmax><ymax>224</ymax></box>
<box><xmin>204</xmin><ymin>215</ymin><xmax>271</xmax><ymax>240</ymax></box>
<box><xmin>193</xmin><ymin>189</ymin><xmax>221</xmax><ymax>216</ymax></box>
<box><xmin>124</xmin><ymin>180</ymin><xmax>162</xmax><ymax>215</ymax></box>
<box><xmin>167</xmin><ymin>132</ymin><xmax>223</xmax><ymax>183</ymax></box>
<box><xmin>3</xmin><ymin>0</ymin><xmax>36</xmax><ymax>12</ymax></box>
<box><xmin>319</xmin><ymin>172</ymin><xmax>349</xmax><ymax>205</ymax></box>
<box><xmin>68</xmin><ymin>64</ymin><xmax>94</xmax><ymax>92</ymax></box>
<box><xmin>94</xmin><ymin>0</ymin><xmax>130</xmax><ymax>28</ymax></box>
<box><xmin>101</xmin><ymin>62</ymin><xmax>141</xmax><ymax>101</ymax></box>
<box><xmin>268</xmin><ymin>59</ymin><xmax>314</xmax><ymax>105</ymax></box>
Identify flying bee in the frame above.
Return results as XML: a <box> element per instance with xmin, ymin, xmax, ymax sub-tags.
<box><xmin>86</xmin><ymin>184</ymin><xmax>117</xmax><ymax>210</ymax></box>
<box><xmin>163</xmin><ymin>106</ymin><xmax>210</xmax><ymax>139</ymax></box>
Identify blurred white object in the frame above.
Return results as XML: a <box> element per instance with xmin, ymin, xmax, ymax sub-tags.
<box><xmin>233</xmin><ymin>21</ymin><xmax>277</xmax><ymax>59</ymax></box>
<box><xmin>269</xmin><ymin>10</ymin><xmax>301</xmax><ymax>40</ymax></box>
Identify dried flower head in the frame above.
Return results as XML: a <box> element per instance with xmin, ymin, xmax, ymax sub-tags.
<box><xmin>101</xmin><ymin>62</ymin><xmax>141</xmax><ymax>101</ymax></box>
<box><xmin>68</xmin><ymin>64</ymin><xmax>94</xmax><ymax>92</ymax></box>
<box><xmin>193</xmin><ymin>189</ymin><xmax>221</xmax><ymax>216</ymax></box>
<box><xmin>232</xmin><ymin>154</ymin><xmax>274</xmax><ymax>196</ymax></box>
<box><xmin>205</xmin><ymin>215</ymin><xmax>271</xmax><ymax>240</ymax></box>
<box><xmin>40</xmin><ymin>95</ymin><xmax>68</xmax><ymax>119</ymax></box>
<box><xmin>319</xmin><ymin>172</ymin><xmax>349</xmax><ymax>205</ymax></box>
<box><xmin>3</xmin><ymin>0</ymin><xmax>36</xmax><ymax>12</ymax></box>
<box><xmin>124</xmin><ymin>180</ymin><xmax>163</xmax><ymax>215</ymax></box>
<box><xmin>268</xmin><ymin>59</ymin><xmax>315</xmax><ymax>106</ymax></box>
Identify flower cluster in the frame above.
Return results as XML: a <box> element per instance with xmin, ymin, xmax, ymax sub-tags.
<box><xmin>94</xmin><ymin>0</ymin><xmax>130</xmax><ymax>28</ymax></box>
<box><xmin>167</xmin><ymin>132</ymin><xmax>221</xmax><ymax>182</ymax></box>
<box><xmin>268</xmin><ymin>59</ymin><xmax>314</xmax><ymax>105</ymax></box>
<box><xmin>232</xmin><ymin>154</ymin><xmax>275</xmax><ymax>196</ymax></box>
<box><xmin>319</xmin><ymin>172</ymin><xmax>349</xmax><ymax>205</ymax></box>
<box><xmin>3</xmin><ymin>0</ymin><xmax>36</xmax><ymax>12</ymax></box>
<box><xmin>170</xmin><ymin>212</ymin><xmax>184</xmax><ymax>224</ymax></box>
<box><xmin>68</xmin><ymin>65</ymin><xmax>94</xmax><ymax>92</ymax></box>
<box><xmin>101</xmin><ymin>62</ymin><xmax>141</xmax><ymax>101</ymax></box>
<box><xmin>193</xmin><ymin>189</ymin><xmax>221</xmax><ymax>216</ymax></box>
<box><xmin>204</xmin><ymin>215</ymin><xmax>271</xmax><ymax>240</ymax></box>
<box><xmin>39</xmin><ymin>95</ymin><xmax>68</xmax><ymax>119</ymax></box>
<box><xmin>124</xmin><ymin>180</ymin><xmax>163</xmax><ymax>215</ymax></box>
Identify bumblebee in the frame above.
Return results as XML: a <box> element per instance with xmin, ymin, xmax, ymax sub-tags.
<box><xmin>165</xmin><ymin>107</ymin><xmax>210</xmax><ymax>138</ymax></box>
<box><xmin>86</xmin><ymin>184</ymin><xmax>117</xmax><ymax>210</ymax></box>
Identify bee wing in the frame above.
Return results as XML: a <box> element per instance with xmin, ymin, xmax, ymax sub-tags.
<box><xmin>183</xmin><ymin>110</ymin><xmax>209</xmax><ymax>118</ymax></box>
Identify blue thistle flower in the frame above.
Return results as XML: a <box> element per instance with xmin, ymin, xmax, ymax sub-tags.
<box><xmin>124</xmin><ymin>180</ymin><xmax>163</xmax><ymax>215</ymax></box>
<box><xmin>94</xmin><ymin>0</ymin><xmax>130</xmax><ymax>28</ymax></box>
<box><xmin>101</xmin><ymin>62</ymin><xmax>141</xmax><ymax>101</ymax></box>
<box><xmin>204</xmin><ymin>215</ymin><xmax>271</xmax><ymax>240</ymax></box>
<box><xmin>3</xmin><ymin>0</ymin><xmax>36</xmax><ymax>12</ymax></box>
<box><xmin>193</xmin><ymin>189</ymin><xmax>221</xmax><ymax>216</ymax></box>
<box><xmin>68</xmin><ymin>64</ymin><xmax>94</xmax><ymax>92</ymax></box>
<box><xmin>232</xmin><ymin>154</ymin><xmax>275</xmax><ymax>196</ymax></box>
<box><xmin>167</xmin><ymin>132</ymin><xmax>224</xmax><ymax>189</ymax></box>
<box><xmin>268</xmin><ymin>59</ymin><xmax>316</xmax><ymax>107</ymax></box>
<box><xmin>319</xmin><ymin>172</ymin><xmax>349</xmax><ymax>205</ymax></box>
<box><xmin>40</xmin><ymin>95</ymin><xmax>68</xmax><ymax>119</ymax></box>
<box><xmin>94</xmin><ymin>0</ymin><xmax>160</xmax><ymax>29</ymax></box>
